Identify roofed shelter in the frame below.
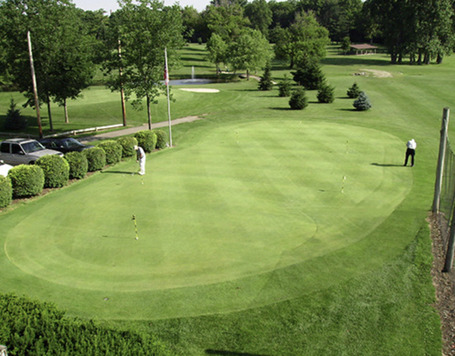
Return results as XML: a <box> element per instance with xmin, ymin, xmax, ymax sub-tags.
<box><xmin>350</xmin><ymin>44</ymin><xmax>378</xmax><ymax>55</ymax></box>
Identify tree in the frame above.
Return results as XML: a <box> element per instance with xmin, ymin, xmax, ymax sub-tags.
<box><xmin>258</xmin><ymin>62</ymin><xmax>273</xmax><ymax>91</ymax></box>
<box><xmin>205</xmin><ymin>2</ymin><xmax>249</xmax><ymax>41</ymax></box>
<box><xmin>340</xmin><ymin>36</ymin><xmax>351</xmax><ymax>54</ymax></box>
<box><xmin>317</xmin><ymin>81</ymin><xmax>335</xmax><ymax>103</ymax></box>
<box><xmin>227</xmin><ymin>28</ymin><xmax>273</xmax><ymax>80</ymax></box>
<box><xmin>206</xmin><ymin>33</ymin><xmax>228</xmax><ymax>73</ymax></box>
<box><xmin>274</xmin><ymin>11</ymin><xmax>330</xmax><ymax>68</ymax></box>
<box><xmin>278</xmin><ymin>74</ymin><xmax>292</xmax><ymax>97</ymax></box>
<box><xmin>353</xmin><ymin>91</ymin><xmax>372</xmax><ymax>111</ymax></box>
<box><xmin>244</xmin><ymin>0</ymin><xmax>273</xmax><ymax>38</ymax></box>
<box><xmin>292</xmin><ymin>59</ymin><xmax>326</xmax><ymax>90</ymax></box>
<box><xmin>106</xmin><ymin>0</ymin><xmax>185</xmax><ymax>129</ymax></box>
<box><xmin>0</xmin><ymin>0</ymin><xmax>96</xmax><ymax>131</ymax></box>
<box><xmin>347</xmin><ymin>82</ymin><xmax>361</xmax><ymax>98</ymax></box>
<box><xmin>289</xmin><ymin>86</ymin><xmax>308</xmax><ymax>110</ymax></box>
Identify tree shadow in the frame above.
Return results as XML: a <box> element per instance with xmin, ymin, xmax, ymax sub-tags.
<box><xmin>270</xmin><ymin>107</ymin><xmax>292</xmax><ymax>111</ymax></box>
<box><xmin>101</xmin><ymin>170</ymin><xmax>135</xmax><ymax>175</ymax></box>
<box><xmin>205</xmin><ymin>350</ymin><xmax>269</xmax><ymax>356</ymax></box>
<box><xmin>320</xmin><ymin>56</ymin><xmax>391</xmax><ymax>66</ymax></box>
<box><xmin>371</xmin><ymin>163</ymin><xmax>404</xmax><ymax>167</ymax></box>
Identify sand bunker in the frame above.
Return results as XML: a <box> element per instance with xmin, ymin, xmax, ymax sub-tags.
<box><xmin>180</xmin><ymin>88</ymin><xmax>220</xmax><ymax>93</ymax></box>
<box><xmin>355</xmin><ymin>69</ymin><xmax>393</xmax><ymax>78</ymax></box>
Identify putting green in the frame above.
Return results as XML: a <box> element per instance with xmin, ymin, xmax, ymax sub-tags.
<box><xmin>1</xmin><ymin>120</ymin><xmax>412</xmax><ymax>319</ymax></box>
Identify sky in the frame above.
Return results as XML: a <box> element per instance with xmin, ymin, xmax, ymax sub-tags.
<box><xmin>73</xmin><ymin>0</ymin><xmax>211</xmax><ymax>13</ymax></box>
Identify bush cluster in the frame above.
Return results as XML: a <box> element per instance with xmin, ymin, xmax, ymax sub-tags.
<box><xmin>0</xmin><ymin>176</ymin><xmax>12</xmax><ymax>209</ymax></box>
<box><xmin>134</xmin><ymin>130</ymin><xmax>157</xmax><ymax>153</ymax></box>
<box><xmin>84</xmin><ymin>147</ymin><xmax>106</xmax><ymax>172</ymax></box>
<box><xmin>8</xmin><ymin>165</ymin><xmax>44</xmax><ymax>198</ymax></box>
<box><xmin>65</xmin><ymin>151</ymin><xmax>88</xmax><ymax>179</ymax></box>
<box><xmin>0</xmin><ymin>294</ymin><xmax>169</xmax><ymax>355</ymax></box>
<box><xmin>98</xmin><ymin>140</ymin><xmax>122</xmax><ymax>165</ymax></box>
<box><xmin>154</xmin><ymin>129</ymin><xmax>167</xmax><ymax>149</ymax></box>
<box><xmin>36</xmin><ymin>155</ymin><xmax>69</xmax><ymax>188</ymax></box>
<box><xmin>117</xmin><ymin>136</ymin><xmax>138</xmax><ymax>157</ymax></box>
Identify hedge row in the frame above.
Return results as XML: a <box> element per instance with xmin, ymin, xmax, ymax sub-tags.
<box><xmin>0</xmin><ymin>293</ymin><xmax>170</xmax><ymax>355</ymax></box>
<box><xmin>0</xmin><ymin>131</ymin><xmax>167</xmax><ymax>210</ymax></box>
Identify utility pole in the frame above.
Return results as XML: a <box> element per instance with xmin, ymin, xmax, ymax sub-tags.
<box><xmin>27</xmin><ymin>31</ymin><xmax>43</xmax><ymax>138</ymax></box>
<box><xmin>118</xmin><ymin>39</ymin><xmax>127</xmax><ymax>127</ymax></box>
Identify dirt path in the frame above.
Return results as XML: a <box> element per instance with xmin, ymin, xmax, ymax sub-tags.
<box><xmin>79</xmin><ymin>116</ymin><xmax>205</xmax><ymax>143</ymax></box>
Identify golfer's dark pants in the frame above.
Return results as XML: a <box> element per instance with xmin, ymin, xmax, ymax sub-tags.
<box><xmin>404</xmin><ymin>148</ymin><xmax>415</xmax><ymax>166</ymax></box>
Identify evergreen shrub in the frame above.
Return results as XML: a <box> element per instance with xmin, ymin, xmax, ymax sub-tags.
<box><xmin>4</xmin><ymin>99</ymin><xmax>27</xmax><ymax>130</ymax></box>
<box><xmin>317</xmin><ymin>82</ymin><xmax>335</xmax><ymax>103</ymax></box>
<box><xmin>289</xmin><ymin>86</ymin><xmax>308</xmax><ymax>110</ymax></box>
<box><xmin>154</xmin><ymin>129</ymin><xmax>167</xmax><ymax>149</ymax></box>
<box><xmin>347</xmin><ymin>82</ymin><xmax>361</xmax><ymax>98</ymax></box>
<box><xmin>278</xmin><ymin>75</ymin><xmax>292</xmax><ymax>97</ymax></box>
<box><xmin>292</xmin><ymin>60</ymin><xmax>325</xmax><ymax>90</ymax></box>
<box><xmin>134</xmin><ymin>130</ymin><xmax>157</xmax><ymax>153</ymax></box>
<box><xmin>117</xmin><ymin>136</ymin><xmax>138</xmax><ymax>157</ymax></box>
<box><xmin>8</xmin><ymin>165</ymin><xmax>44</xmax><ymax>198</ymax></box>
<box><xmin>353</xmin><ymin>91</ymin><xmax>372</xmax><ymax>111</ymax></box>
<box><xmin>258</xmin><ymin>62</ymin><xmax>273</xmax><ymax>91</ymax></box>
<box><xmin>98</xmin><ymin>140</ymin><xmax>122</xmax><ymax>165</ymax></box>
<box><xmin>0</xmin><ymin>294</ymin><xmax>170</xmax><ymax>355</ymax></box>
<box><xmin>0</xmin><ymin>176</ymin><xmax>12</xmax><ymax>209</ymax></box>
<box><xmin>65</xmin><ymin>151</ymin><xmax>88</xmax><ymax>179</ymax></box>
<box><xmin>84</xmin><ymin>147</ymin><xmax>106</xmax><ymax>172</ymax></box>
<box><xmin>36</xmin><ymin>155</ymin><xmax>69</xmax><ymax>188</ymax></box>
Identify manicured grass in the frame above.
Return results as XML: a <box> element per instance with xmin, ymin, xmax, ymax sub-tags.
<box><xmin>1</xmin><ymin>45</ymin><xmax>452</xmax><ymax>354</ymax></box>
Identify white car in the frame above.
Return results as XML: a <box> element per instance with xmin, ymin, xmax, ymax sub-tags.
<box><xmin>0</xmin><ymin>160</ymin><xmax>12</xmax><ymax>177</ymax></box>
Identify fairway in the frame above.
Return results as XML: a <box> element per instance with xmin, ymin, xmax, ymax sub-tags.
<box><xmin>1</xmin><ymin>120</ymin><xmax>411</xmax><ymax>319</ymax></box>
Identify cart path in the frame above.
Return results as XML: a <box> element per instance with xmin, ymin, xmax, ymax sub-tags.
<box><xmin>79</xmin><ymin>116</ymin><xmax>204</xmax><ymax>143</ymax></box>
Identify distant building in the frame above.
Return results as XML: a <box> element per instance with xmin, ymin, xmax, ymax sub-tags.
<box><xmin>350</xmin><ymin>44</ymin><xmax>378</xmax><ymax>55</ymax></box>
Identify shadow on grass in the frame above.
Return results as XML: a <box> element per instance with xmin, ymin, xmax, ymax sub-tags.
<box><xmin>205</xmin><ymin>350</ymin><xmax>269</xmax><ymax>356</ymax></box>
<box><xmin>270</xmin><ymin>107</ymin><xmax>292</xmax><ymax>111</ymax></box>
<box><xmin>101</xmin><ymin>170</ymin><xmax>134</xmax><ymax>175</ymax></box>
<box><xmin>371</xmin><ymin>163</ymin><xmax>404</xmax><ymax>167</ymax></box>
<box><xmin>321</xmin><ymin>56</ymin><xmax>391</xmax><ymax>66</ymax></box>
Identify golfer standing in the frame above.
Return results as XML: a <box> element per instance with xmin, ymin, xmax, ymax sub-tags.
<box><xmin>135</xmin><ymin>145</ymin><xmax>146</xmax><ymax>175</ymax></box>
<box><xmin>404</xmin><ymin>138</ymin><xmax>417</xmax><ymax>167</ymax></box>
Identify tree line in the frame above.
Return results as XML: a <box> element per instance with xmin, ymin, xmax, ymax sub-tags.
<box><xmin>0</xmin><ymin>0</ymin><xmax>454</xmax><ymax>130</ymax></box>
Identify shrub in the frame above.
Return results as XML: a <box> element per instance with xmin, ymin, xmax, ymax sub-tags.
<box><xmin>278</xmin><ymin>75</ymin><xmax>292</xmax><ymax>97</ymax></box>
<box><xmin>117</xmin><ymin>136</ymin><xmax>138</xmax><ymax>157</ymax></box>
<box><xmin>134</xmin><ymin>130</ymin><xmax>157</xmax><ymax>153</ymax></box>
<box><xmin>0</xmin><ymin>176</ymin><xmax>12</xmax><ymax>208</ymax></box>
<box><xmin>292</xmin><ymin>60</ymin><xmax>325</xmax><ymax>90</ymax></box>
<box><xmin>83</xmin><ymin>147</ymin><xmax>106</xmax><ymax>172</ymax></box>
<box><xmin>258</xmin><ymin>62</ymin><xmax>273</xmax><ymax>91</ymax></box>
<box><xmin>65</xmin><ymin>151</ymin><xmax>88</xmax><ymax>179</ymax></box>
<box><xmin>98</xmin><ymin>140</ymin><xmax>122</xmax><ymax>165</ymax></box>
<box><xmin>4</xmin><ymin>99</ymin><xmax>27</xmax><ymax>131</ymax></box>
<box><xmin>8</xmin><ymin>165</ymin><xmax>44</xmax><ymax>198</ymax></box>
<box><xmin>36</xmin><ymin>155</ymin><xmax>69</xmax><ymax>188</ymax></box>
<box><xmin>347</xmin><ymin>82</ymin><xmax>361</xmax><ymax>98</ymax></box>
<box><xmin>353</xmin><ymin>91</ymin><xmax>372</xmax><ymax>111</ymax></box>
<box><xmin>289</xmin><ymin>86</ymin><xmax>308</xmax><ymax>110</ymax></box>
<box><xmin>317</xmin><ymin>82</ymin><xmax>335</xmax><ymax>103</ymax></box>
<box><xmin>153</xmin><ymin>129</ymin><xmax>167</xmax><ymax>149</ymax></box>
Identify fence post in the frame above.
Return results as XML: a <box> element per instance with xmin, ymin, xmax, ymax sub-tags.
<box><xmin>443</xmin><ymin>206</ymin><xmax>455</xmax><ymax>272</ymax></box>
<box><xmin>432</xmin><ymin>107</ymin><xmax>450</xmax><ymax>213</ymax></box>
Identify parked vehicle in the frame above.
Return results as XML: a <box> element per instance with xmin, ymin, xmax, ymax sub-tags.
<box><xmin>0</xmin><ymin>138</ymin><xmax>64</xmax><ymax>165</ymax></box>
<box><xmin>39</xmin><ymin>137</ymin><xmax>93</xmax><ymax>153</ymax></box>
<box><xmin>0</xmin><ymin>160</ymin><xmax>12</xmax><ymax>177</ymax></box>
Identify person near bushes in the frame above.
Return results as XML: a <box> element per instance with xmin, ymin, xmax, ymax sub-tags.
<box><xmin>135</xmin><ymin>145</ymin><xmax>146</xmax><ymax>175</ymax></box>
<box><xmin>404</xmin><ymin>138</ymin><xmax>417</xmax><ymax>167</ymax></box>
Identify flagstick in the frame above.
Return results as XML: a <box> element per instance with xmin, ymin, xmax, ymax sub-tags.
<box><xmin>165</xmin><ymin>48</ymin><xmax>173</xmax><ymax>147</ymax></box>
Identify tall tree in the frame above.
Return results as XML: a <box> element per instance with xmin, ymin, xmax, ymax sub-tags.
<box><xmin>108</xmin><ymin>0</ymin><xmax>185</xmax><ymax>129</ymax></box>
<box><xmin>227</xmin><ymin>28</ymin><xmax>273</xmax><ymax>79</ymax></box>
<box><xmin>206</xmin><ymin>33</ymin><xmax>228</xmax><ymax>73</ymax></box>
<box><xmin>205</xmin><ymin>1</ymin><xmax>249</xmax><ymax>41</ymax></box>
<box><xmin>244</xmin><ymin>0</ymin><xmax>273</xmax><ymax>37</ymax></box>
<box><xmin>274</xmin><ymin>11</ymin><xmax>330</xmax><ymax>68</ymax></box>
<box><xmin>0</xmin><ymin>0</ymin><xmax>96</xmax><ymax>130</ymax></box>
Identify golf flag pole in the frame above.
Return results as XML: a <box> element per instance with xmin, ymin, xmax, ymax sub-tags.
<box><xmin>165</xmin><ymin>48</ymin><xmax>173</xmax><ymax>147</ymax></box>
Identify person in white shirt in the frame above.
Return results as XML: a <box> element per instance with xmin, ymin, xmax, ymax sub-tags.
<box><xmin>404</xmin><ymin>139</ymin><xmax>417</xmax><ymax>167</ymax></box>
<box><xmin>134</xmin><ymin>145</ymin><xmax>146</xmax><ymax>175</ymax></box>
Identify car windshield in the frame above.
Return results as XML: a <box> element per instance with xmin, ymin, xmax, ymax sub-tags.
<box><xmin>22</xmin><ymin>141</ymin><xmax>45</xmax><ymax>153</ymax></box>
<box><xmin>62</xmin><ymin>138</ymin><xmax>83</xmax><ymax>148</ymax></box>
